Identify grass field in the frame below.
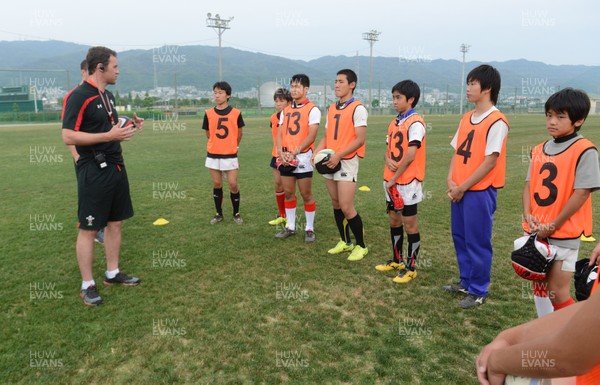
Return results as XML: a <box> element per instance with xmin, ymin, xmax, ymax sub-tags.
<box><xmin>1</xmin><ymin>113</ymin><xmax>600</xmax><ymax>384</ymax></box>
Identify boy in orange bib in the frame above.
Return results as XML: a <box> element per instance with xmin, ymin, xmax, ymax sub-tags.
<box><xmin>523</xmin><ymin>88</ymin><xmax>600</xmax><ymax>317</ymax></box>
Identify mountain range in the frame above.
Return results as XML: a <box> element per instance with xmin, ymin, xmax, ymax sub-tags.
<box><xmin>0</xmin><ymin>40</ymin><xmax>598</xmax><ymax>98</ymax></box>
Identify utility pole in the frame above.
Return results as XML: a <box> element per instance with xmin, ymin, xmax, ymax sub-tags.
<box><xmin>174</xmin><ymin>73</ymin><xmax>178</xmax><ymax>113</ymax></box>
<box><xmin>362</xmin><ymin>30</ymin><xmax>380</xmax><ymax>114</ymax></box>
<box><xmin>257</xmin><ymin>77</ymin><xmax>261</xmax><ymax>115</ymax></box>
<box><xmin>206</xmin><ymin>13</ymin><xmax>234</xmax><ymax>81</ymax></box>
<box><xmin>459</xmin><ymin>43</ymin><xmax>470</xmax><ymax>115</ymax></box>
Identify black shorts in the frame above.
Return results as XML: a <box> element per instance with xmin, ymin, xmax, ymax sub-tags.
<box><xmin>76</xmin><ymin>162</ymin><xmax>134</xmax><ymax>230</ymax></box>
<box><xmin>387</xmin><ymin>201</ymin><xmax>418</xmax><ymax>217</ymax></box>
<box><xmin>270</xmin><ymin>156</ymin><xmax>277</xmax><ymax>169</ymax></box>
<box><xmin>279</xmin><ymin>170</ymin><xmax>313</xmax><ymax>180</ymax></box>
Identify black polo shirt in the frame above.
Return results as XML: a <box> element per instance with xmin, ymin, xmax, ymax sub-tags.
<box><xmin>62</xmin><ymin>80</ymin><xmax>122</xmax><ymax>163</ymax></box>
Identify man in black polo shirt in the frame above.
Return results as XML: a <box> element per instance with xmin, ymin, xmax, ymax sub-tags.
<box><xmin>64</xmin><ymin>59</ymin><xmax>105</xmax><ymax>245</ymax></box>
<box><xmin>62</xmin><ymin>46</ymin><xmax>144</xmax><ymax>306</ymax></box>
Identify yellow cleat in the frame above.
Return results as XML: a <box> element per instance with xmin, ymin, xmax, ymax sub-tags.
<box><xmin>268</xmin><ymin>217</ymin><xmax>287</xmax><ymax>226</ymax></box>
<box><xmin>347</xmin><ymin>245</ymin><xmax>368</xmax><ymax>261</ymax></box>
<box><xmin>328</xmin><ymin>240</ymin><xmax>354</xmax><ymax>254</ymax></box>
<box><xmin>375</xmin><ymin>260</ymin><xmax>405</xmax><ymax>271</ymax></box>
<box><xmin>393</xmin><ymin>269</ymin><xmax>417</xmax><ymax>283</ymax></box>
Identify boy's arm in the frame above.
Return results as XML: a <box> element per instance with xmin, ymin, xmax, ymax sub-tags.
<box><xmin>237</xmin><ymin>127</ymin><xmax>243</xmax><ymax>145</ymax></box>
<box><xmin>276</xmin><ymin>124</ymin><xmax>283</xmax><ymax>158</ymax></box>
<box><xmin>384</xmin><ymin>135</ymin><xmax>398</xmax><ymax>172</ymax></box>
<box><xmin>477</xmin><ymin>299</ymin><xmax>588</xmax><ymax>384</ymax></box>
<box><xmin>448</xmin><ymin>153</ymin><xmax>498</xmax><ymax>202</ymax></box>
<box><xmin>237</xmin><ymin>114</ymin><xmax>245</xmax><ymax>145</ymax></box>
<box><xmin>479</xmin><ymin>289</ymin><xmax>600</xmax><ymax>383</ymax></box>
<box><xmin>536</xmin><ymin>188</ymin><xmax>591</xmax><ymax>239</ymax></box>
<box><xmin>313</xmin><ymin>125</ymin><xmax>327</xmax><ymax>156</ymax></box>
<box><xmin>590</xmin><ymin>241</ymin><xmax>600</xmax><ymax>266</ymax></box>
<box><xmin>446</xmin><ymin>154</ymin><xmax>457</xmax><ymax>199</ymax></box>
<box><xmin>202</xmin><ymin>114</ymin><xmax>210</xmax><ymax>139</ymax></box>
<box><xmin>522</xmin><ymin>181</ymin><xmax>540</xmax><ymax>231</ymax></box>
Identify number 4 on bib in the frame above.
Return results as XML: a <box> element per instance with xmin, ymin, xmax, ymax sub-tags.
<box><xmin>456</xmin><ymin>130</ymin><xmax>474</xmax><ymax>164</ymax></box>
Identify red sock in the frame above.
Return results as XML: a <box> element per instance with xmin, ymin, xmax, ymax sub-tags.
<box><xmin>276</xmin><ymin>190</ymin><xmax>285</xmax><ymax>218</ymax></box>
<box><xmin>304</xmin><ymin>201</ymin><xmax>316</xmax><ymax>212</ymax></box>
<box><xmin>553</xmin><ymin>297</ymin><xmax>575</xmax><ymax>311</ymax></box>
<box><xmin>284</xmin><ymin>198</ymin><xmax>297</xmax><ymax>210</ymax></box>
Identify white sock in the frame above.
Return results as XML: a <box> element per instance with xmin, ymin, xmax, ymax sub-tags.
<box><xmin>81</xmin><ymin>279</ymin><xmax>95</xmax><ymax>290</ymax></box>
<box><xmin>286</xmin><ymin>207</ymin><xmax>296</xmax><ymax>231</ymax></box>
<box><xmin>105</xmin><ymin>268</ymin><xmax>120</xmax><ymax>279</ymax></box>
<box><xmin>534</xmin><ymin>295</ymin><xmax>553</xmax><ymax>317</ymax></box>
<box><xmin>305</xmin><ymin>210</ymin><xmax>315</xmax><ymax>231</ymax></box>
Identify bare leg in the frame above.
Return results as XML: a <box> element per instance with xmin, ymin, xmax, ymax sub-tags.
<box><xmin>104</xmin><ymin>221</ymin><xmax>122</xmax><ymax>272</ymax></box>
<box><xmin>76</xmin><ymin>229</ymin><xmax>98</xmax><ymax>281</ymax></box>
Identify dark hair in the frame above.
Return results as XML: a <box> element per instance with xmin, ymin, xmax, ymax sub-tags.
<box><xmin>80</xmin><ymin>59</ymin><xmax>87</xmax><ymax>71</ymax></box>
<box><xmin>545</xmin><ymin>88</ymin><xmax>591</xmax><ymax>131</ymax></box>
<box><xmin>391</xmin><ymin>80</ymin><xmax>421</xmax><ymax>108</ymax></box>
<box><xmin>467</xmin><ymin>64</ymin><xmax>501</xmax><ymax>105</ymax></box>
<box><xmin>337</xmin><ymin>69</ymin><xmax>358</xmax><ymax>93</ymax></box>
<box><xmin>213</xmin><ymin>81</ymin><xmax>232</xmax><ymax>96</ymax></box>
<box><xmin>273</xmin><ymin>88</ymin><xmax>292</xmax><ymax>102</ymax></box>
<box><xmin>291</xmin><ymin>74</ymin><xmax>310</xmax><ymax>88</ymax></box>
<box><xmin>86</xmin><ymin>46</ymin><xmax>117</xmax><ymax>75</ymax></box>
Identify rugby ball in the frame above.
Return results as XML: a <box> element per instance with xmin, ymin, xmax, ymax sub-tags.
<box><xmin>314</xmin><ymin>149</ymin><xmax>341</xmax><ymax>174</ymax></box>
<box><xmin>117</xmin><ymin>116</ymin><xmax>135</xmax><ymax>128</ymax></box>
<box><xmin>504</xmin><ymin>375</ymin><xmax>550</xmax><ymax>385</ymax></box>
<box><xmin>511</xmin><ymin>234</ymin><xmax>557</xmax><ymax>281</ymax></box>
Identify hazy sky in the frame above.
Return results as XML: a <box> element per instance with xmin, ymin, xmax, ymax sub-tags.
<box><xmin>1</xmin><ymin>0</ymin><xmax>597</xmax><ymax>66</ymax></box>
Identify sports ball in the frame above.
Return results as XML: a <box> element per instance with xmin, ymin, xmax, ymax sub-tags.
<box><xmin>314</xmin><ymin>149</ymin><xmax>341</xmax><ymax>174</ymax></box>
<box><xmin>117</xmin><ymin>116</ymin><xmax>135</xmax><ymax>128</ymax></box>
<box><xmin>504</xmin><ymin>375</ymin><xmax>550</xmax><ymax>385</ymax></box>
<box><xmin>511</xmin><ymin>234</ymin><xmax>556</xmax><ymax>281</ymax></box>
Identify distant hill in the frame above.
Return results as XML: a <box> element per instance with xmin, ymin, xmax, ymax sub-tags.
<box><xmin>0</xmin><ymin>40</ymin><xmax>598</xmax><ymax>97</ymax></box>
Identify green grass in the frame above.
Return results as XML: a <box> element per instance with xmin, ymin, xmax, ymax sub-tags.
<box><xmin>1</xmin><ymin>113</ymin><xmax>600</xmax><ymax>384</ymax></box>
